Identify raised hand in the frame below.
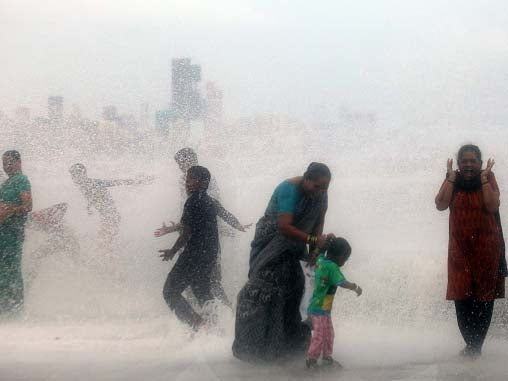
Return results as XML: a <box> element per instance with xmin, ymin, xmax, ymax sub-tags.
<box><xmin>481</xmin><ymin>158</ymin><xmax>495</xmax><ymax>182</ymax></box>
<box><xmin>447</xmin><ymin>158</ymin><xmax>453</xmax><ymax>176</ymax></box>
<box><xmin>446</xmin><ymin>158</ymin><xmax>458</xmax><ymax>182</ymax></box>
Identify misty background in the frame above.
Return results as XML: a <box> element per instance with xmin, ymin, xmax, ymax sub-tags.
<box><xmin>2</xmin><ymin>0</ymin><xmax>508</xmax><ymax>126</ymax></box>
<box><xmin>1</xmin><ymin>2</ymin><xmax>508</xmax><ymax>380</ymax></box>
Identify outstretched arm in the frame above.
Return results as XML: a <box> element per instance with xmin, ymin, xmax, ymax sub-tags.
<box><xmin>98</xmin><ymin>176</ymin><xmax>154</xmax><ymax>188</ymax></box>
<box><xmin>99</xmin><ymin>179</ymin><xmax>137</xmax><ymax>187</ymax></box>
<box><xmin>154</xmin><ymin>221</ymin><xmax>182</xmax><ymax>237</ymax></box>
<box><xmin>213</xmin><ymin>199</ymin><xmax>251</xmax><ymax>232</ymax></box>
<box><xmin>159</xmin><ymin>224</ymin><xmax>191</xmax><ymax>261</ymax></box>
<box><xmin>340</xmin><ymin>281</ymin><xmax>362</xmax><ymax>296</ymax></box>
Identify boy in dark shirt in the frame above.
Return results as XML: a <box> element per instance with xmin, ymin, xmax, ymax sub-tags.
<box><xmin>156</xmin><ymin>165</ymin><xmax>248</xmax><ymax>331</ymax></box>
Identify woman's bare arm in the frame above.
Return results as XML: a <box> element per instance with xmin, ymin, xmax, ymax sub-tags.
<box><xmin>435</xmin><ymin>159</ymin><xmax>456</xmax><ymax>211</ymax></box>
<box><xmin>481</xmin><ymin>161</ymin><xmax>500</xmax><ymax>214</ymax></box>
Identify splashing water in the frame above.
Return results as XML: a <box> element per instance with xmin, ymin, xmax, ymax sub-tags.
<box><xmin>0</xmin><ymin>115</ymin><xmax>507</xmax><ymax>380</ymax></box>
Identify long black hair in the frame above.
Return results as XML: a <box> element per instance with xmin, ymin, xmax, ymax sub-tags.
<box><xmin>303</xmin><ymin>162</ymin><xmax>331</xmax><ymax>181</ymax></box>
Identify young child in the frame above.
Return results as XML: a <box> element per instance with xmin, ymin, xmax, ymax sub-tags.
<box><xmin>306</xmin><ymin>237</ymin><xmax>362</xmax><ymax>370</ymax></box>
<box><xmin>155</xmin><ymin>165</ymin><xmax>249</xmax><ymax>331</ymax></box>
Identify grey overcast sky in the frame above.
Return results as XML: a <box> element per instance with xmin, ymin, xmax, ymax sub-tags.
<box><xmin>1</xmin><ymin>0</ymin><xmax>508</xmax><ymax>123</ymax></box>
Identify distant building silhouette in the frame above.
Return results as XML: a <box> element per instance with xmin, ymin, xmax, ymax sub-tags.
<box><xmin>102</xmin><ymin>106</ymin><xmax>118</xmax><ymax>122</ymax></box>
<box><xmin>48</xmin><ymin>96</ymin><xmax>64</xmax><ymax>122</ymax></box>
<box><xmin>171</xmin><ymin>58</ymin><xmax>203</xmax><ymax>120</ymax></box>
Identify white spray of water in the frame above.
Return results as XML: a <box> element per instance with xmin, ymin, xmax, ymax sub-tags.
<box><xmin>0</xmin><ymin>116</ymin><xmax>507</xmax><ymax>379</ymax></box>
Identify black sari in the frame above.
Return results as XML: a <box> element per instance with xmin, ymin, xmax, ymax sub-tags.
<box><xmin>232</xmin><ymin>191</ymin><xmax>327</xmax><ymax>363</ymax></box>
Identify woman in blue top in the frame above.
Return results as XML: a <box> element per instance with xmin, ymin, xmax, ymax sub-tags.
<box><xmin>233</xmin><ymin>162</ymin><xmax>332</xmax><ymax>363</ymax></box>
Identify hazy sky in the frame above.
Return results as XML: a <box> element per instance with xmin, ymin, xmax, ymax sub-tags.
<box><xmin>2</xmin><ymin>1</ymin><xmax>508</xmax><ymax>124</ymax></box>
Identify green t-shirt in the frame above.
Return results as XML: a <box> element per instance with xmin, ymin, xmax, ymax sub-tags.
<box><xmin>0</xmin><ymin>173</ymin><xmax>31</xmax><ymax>237</ymax></box>
<box><xmin>308</xmin><ymin>254</ymin><xmax>346</xmax><ymax>315</ymax></box>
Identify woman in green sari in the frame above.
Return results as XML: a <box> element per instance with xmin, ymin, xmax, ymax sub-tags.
<box><xmin>0</xmin><ymin>151</ymin><xmax>32</xmax><ymax>316</ymax></box>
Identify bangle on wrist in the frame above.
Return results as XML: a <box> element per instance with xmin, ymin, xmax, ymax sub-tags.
<box><xmin>482</xmin><ymin>181</ymin><xmax>489</xmax><ymax>185</ymax></box>
<box><xmin>447</xmin><ymin>179</ymin><xmax>455</xmax><ymax>184</ymax></box>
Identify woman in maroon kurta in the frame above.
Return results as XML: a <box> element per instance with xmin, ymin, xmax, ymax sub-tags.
<box><xmin>435</xmin><ymin>144</ymin><xmax>507</xmax><ymax>358</ymax></box>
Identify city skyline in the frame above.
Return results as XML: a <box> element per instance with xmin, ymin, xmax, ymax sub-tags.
<box><xmin>1</xmin><ymin>57</ymin><xmax>224</xmax><ymax>132</ymax></box>
<box><xmin>2</xmin><ymin>1</ymin><xmax>508</xmax><ymax>127</ymax></box>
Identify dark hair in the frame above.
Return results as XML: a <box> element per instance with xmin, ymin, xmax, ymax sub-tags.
<box><xmin>187</xmin><ymin>165</ymin><xmax>211</xmax><ymax>189</ymax></box>
<box><xmin>303</xmin><ymin>162</ymin><xmax>331</xmax><ymax>181</ymax></box>
<box><xmin>3</xmin><ymin>150</ymin><xmax>21</xmax><ymax>161</ymax></box>
<box><xmin>69</xmin><ymin>163</ymin><xmax>87</xmax><ymax>174</ymax></box>
<box><xmin>175</xmin><ymin>148</ymin><xmax>198</xmax><ymax>163</ymax></box>
<box><xmin>326</xmin><ymin>237</ymin><xmax>351</xmax><ymax>262</ymax></box>
<box><xmin>458</xmin><ymin>144</ymin><xmax>482</xmax><ymax>162</ymax></box>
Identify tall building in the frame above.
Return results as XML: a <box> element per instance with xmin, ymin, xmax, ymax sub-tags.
<box><xmin>171</xmin><ymin>58</ymin><xmax>203</xmax><ymax>120</ymax></box>
<box><xmin>102</xmin><ymin>106</ymin><xmax>118</xmax><ymax>122</ymax></box>
<box><xmin>48</xmin><ymin>96</ymin><xmax>64</xmax><ymax>122</ymax></box>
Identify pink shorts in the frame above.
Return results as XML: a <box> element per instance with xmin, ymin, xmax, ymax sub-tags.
<box><xmin>307</xmin><ymin>314</ymin><xmax>334</xmax><ymax>359</ymax></box>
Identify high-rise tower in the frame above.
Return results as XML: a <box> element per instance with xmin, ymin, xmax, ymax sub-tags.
<box><xmin>171</xmin><ymin>58</ymin><xmax>203</xmax><ymax>120</ymax></box>
<box><xmin>48</xmin><ymin>96</ymin><xmax>64</xmax><ymax>122</ymax></box>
